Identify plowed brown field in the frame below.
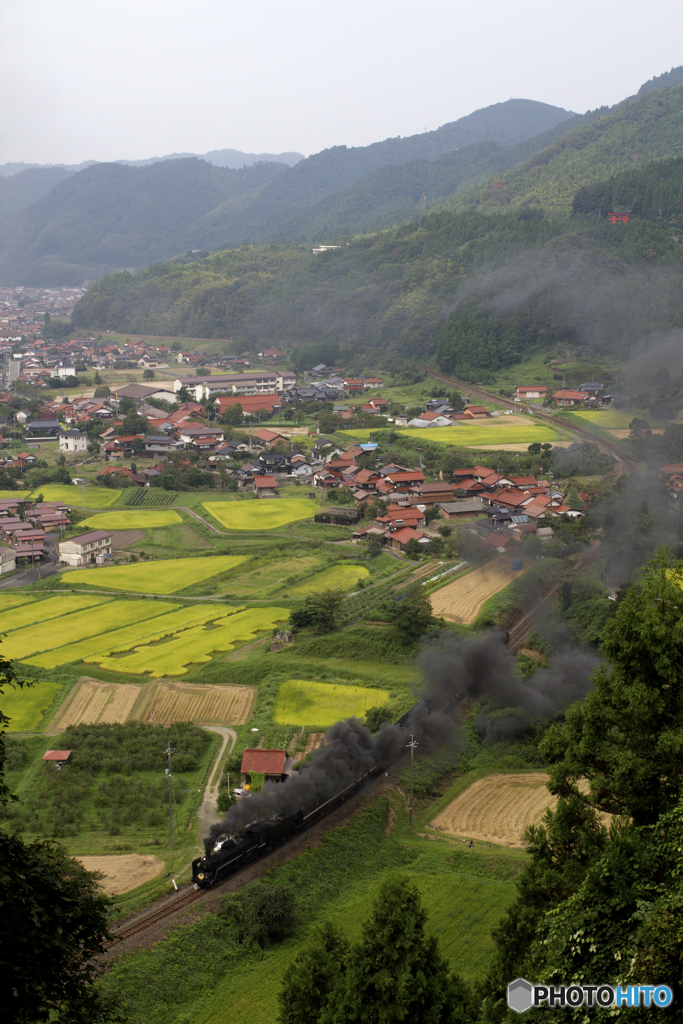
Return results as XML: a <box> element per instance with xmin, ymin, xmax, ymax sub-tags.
<box><xmin>50</xmin><ymin>679</ymin><xmax>142</xmax><ymax>730</ymax></box>
<box><xmin>144</xmin><ymin>680</ymin><xmax>255</xmax><ymax>726</ymax></box>
<box><xmin>77</xmin><ymin>855</ymin><xmax>164</xmax><ymax>895</ymax></box>
<box><xmin>431</xmin><ymin>773</ymin><xmax>555</xmax><ymax>847</ymax></box>
<box><xmin>429</xmin><ymin>559</ymin><xmax>525</xmax><ymax>624</ymax></box>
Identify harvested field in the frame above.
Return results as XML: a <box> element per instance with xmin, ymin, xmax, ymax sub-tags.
<box><xmin>303</xmin><ymin>732</ymin><xmax>324</xmax><ymax>755</ymax></box>
<box><xmin>608</xmin><ymin>428</ymin><xmax>664</xmax><ymax>438</ymax></box>
<box><xmin>77</xmin><ymin>855</ymin><xmax>164</xmax><ymax>895</ymax></box>
<box><xmin>111</xmin><ymin>530</ymin><xmax>144</xmax><ymax>550</ymax></box>
<box><xmin>144</xmin><ymin>680</ymin><xmax>256</xmax><ymax>726</ymax></box>
<box><xmin>49</xmin><ymin>679</ymin><xmax>142</xmax><ymax>731</ymax></box>
<box><xmin>431</xmin><ymin>773</ymin><xmax>555</xmax><ymax>847</ymax></box>
<box><xmin>429</xmin><ymin>559</ymin><xmax>525</xmax><ymax>624</ymax></box>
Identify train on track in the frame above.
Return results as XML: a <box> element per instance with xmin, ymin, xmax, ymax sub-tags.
<box><xmin>192</xmin><ymin>764</ymin><xmax>385</xmax><ymax>888</ymax></box>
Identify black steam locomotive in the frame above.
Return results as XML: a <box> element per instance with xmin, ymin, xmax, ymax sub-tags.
<box><xmin>192</xmin><ymin>763</ymin><xmax>385</xmax><ymax>888</ymax></box>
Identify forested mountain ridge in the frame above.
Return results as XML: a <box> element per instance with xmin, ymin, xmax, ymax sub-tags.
<box><xmin>0</xmin><ymin>99</ymin><xmax>573</xmax><ymax>286</ymax></box>
<box><xmin>445</xmin><ymin>85</ymin><xmax>683</xmax><ymax>215</ymax></box>
<box><xmin>72</xmin><ymin>191</ymin><xmax>683</xmax><ymax>381</ymax></box>
<box><xmin>572</xmin><ymin>154</ymin><xmax>683</xmax><ymax>227</ymax></box>
<box><xmin>0</xmin><ymin>167</ymin><xmax>74</xmax><ymax>223</ymax></box>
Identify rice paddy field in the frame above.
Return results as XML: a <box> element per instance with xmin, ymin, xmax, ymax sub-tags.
<box><xmin>274</xmin><ymin>678</ymin><xmax>383</xmax><ymax>727</ymax></box>
<box><xmin>288</xmin><ymin>563</ymin><xmax>370</xmax><ymax>596</ymax></box>
<box><xmin>28</xmin><ymin>484</ymin><xmax>122</xmax><ymax>508</ymax></box>
<box><xmin>570</xmin><ymin>409</ymin><xmax>639</xmax><ymax>429</ymax></box>
<box><xmin>29</xmin><ymin>603</ymin><xmax>234</xmax><ymax>669</ymax></box>
<box><xmin>80</xmin><ymin>510</ymin><xmax>183</xmax><ymax>530</ymax></box>
<box><xmin>347</xmin><ymin>420</ymin><xmax>560</xmax><ymax>448</ymax></box>
<box><xmin>49</xmin><ymin>679</ymin><xmax>143</xmax><ymax>730</ymax></box>
<box><xmin>3</xmin><ymin>680</ymin><xmax>63</xmax><ymax>732</ymax></box>
<box><xmin>202</xmin><ymin>498</ymin><xmax>316</xmax><ymax>531</ymax></box>
<box><xmin>86</xmin><ymin>606</ymin><xmax>289</xmax><ymax>676</ymax></box>
<box><xmin>225</xmin><ymin>555</ymin><xmax>323</xmax><ymax>597</ymax></box>
<box><xmin>63</xmin><ymin>555</ymin><xmax>248</xmax><ymax>593</ymax></box>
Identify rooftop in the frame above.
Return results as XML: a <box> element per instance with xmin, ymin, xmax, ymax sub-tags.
<box><xmin>241</xmin><ymin>748</ymin><xmax>287</xmax><ymax>775</ymax></box>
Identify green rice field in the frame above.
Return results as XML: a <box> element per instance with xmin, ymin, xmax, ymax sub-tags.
<box><xmin>80</xmin><ymin>510</ymin><xmax>182</xmax><ymax>530</ymax></box>
<box><xmin>0</xmin><ymin>490</ymin><xmax>31</xmax><ymax>500</ymax></box>
<box><xmin>288</xmin><ymin>563</ymin><xmax>370</xmax><ymax>596</ymax></box>
<box><xmin>348</xmin><ymin>422</ymin><xmax>559</xmax><ymax>447</ymax></box>
<box><xmin>570</xmin><ymin>409</ymin><xmax>647</xmax><ymax>429</ymax></box>
<box><xmin>274</xmin><ymin>678</ymin><xmax>383</xmax><ymax>727</ymax></box>
<box><xmin>202</xmin><ymin>499</ymin><xmax>316</xmax><ymax>531</ymax></box>
<box><xmin>3</xmin><ymin>680</ymin><xmax>63</xmax><ymax>732</ymax></box>
<box><xmin>63</xmin><ymin>555</ymin><xmax>248</xmax><ymax>594</ymax></box>
<box><xmin>86</xmin><ymin>606</ymin><xmax>289</xmax><ymax>676</ymax></box>
<box><xmin>29</xmin><ymin>484</ymin><xmax>122</xmax><ymax>508</ymax></box>
<box><xmin>225</xmin><ymin>555</ymin><xmax>323</xmax><ymax>597</ymax></box>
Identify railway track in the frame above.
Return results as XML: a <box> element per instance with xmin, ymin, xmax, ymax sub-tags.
<box><xmin>105</xmin><ymin>886</ymin><xmax>205</xmax><ymax>947</ymax></box>
<box><xmin>414</xmin><ymin>364</ymin><xmax>639</xmax><ymax>473</ymax></box>
<box><xmin>506</xmin><ymin>546</ymin><xmax>603</xmax><ymax>651</ymax></box>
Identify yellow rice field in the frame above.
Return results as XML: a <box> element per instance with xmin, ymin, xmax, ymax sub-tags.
<box><xmin>87</xmin><ymin>606</ymin><xmax>289</xmax><ymax>676</ymax></box>
<box><xmin>64</xmin><ymin>555</ymin><xmax>248</xmax><ymax>594</ymax></box>
<box><xmin>274</xmin><ymin>678</ymin><xmax>383</xmax><ymax>728</ymax></box>
<box><xmin>29</xmin><ymin>604</ymin><xmax>235</xmax><ymax>669</ymax></box>
<box><xmin>80</xmin><ymin>510</ymin><xmax>182</xmax><ymax>530</ymax></box>
<box><xmin>288</xmin><ymin>564</ymin><xmax>370</xmax><ymax>596</ymax></box>
<box><xmin>29</xmin><ymin>484</ymin><xmax>121</xmax><ymax>508</ymax></box>
<box><xmin>203</xmin><ymin>499</ymin><xmax>315</xmax><ymax>531</ymax></box>
<box><xmin>0</xmin><ymin>594</ymin><xmax>109</xmax><ymax>633</ymax></box>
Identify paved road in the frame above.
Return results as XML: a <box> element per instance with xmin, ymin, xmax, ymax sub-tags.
<box><xmin>0</xmin><ymin>561</ymin><xmax>61</xmax><ymax>588</ymax></box>
<box><xmin>197</xmin><ymin>727</ymin><xmax>237</xmax><ymax>838</ymax></box>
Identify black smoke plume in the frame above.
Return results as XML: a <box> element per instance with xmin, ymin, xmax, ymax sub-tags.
<box><xmin>204</xmin><ymin>631</ymin><xmax>596</xmax><ymax>851</ymax></box>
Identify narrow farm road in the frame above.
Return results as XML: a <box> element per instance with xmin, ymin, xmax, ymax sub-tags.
<box><xmin>197</xmin><ymin>727</ymin><xmax>237</xmax><ymax>837</ymax></box>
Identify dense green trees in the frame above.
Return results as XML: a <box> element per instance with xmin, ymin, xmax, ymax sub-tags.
<box><xmin>279</xmin><ymin>875</ymin><xmax>471</xmax><ymax>1024</ymax></box>
<box><xmin>0</xmin><ymin>645</ymin><xmax>113</xmax><ymax>1023</ymax></box>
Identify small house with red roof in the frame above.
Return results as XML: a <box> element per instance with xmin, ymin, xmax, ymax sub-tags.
<box><xmin>240</xmin><ymin>748</ymin><xmax>288</xmax><ymax>785</ymax></box>
<box><xmin>253</xmin><ymin>475</ymin><xmax>278</xmax><ymax>496</ymax></box>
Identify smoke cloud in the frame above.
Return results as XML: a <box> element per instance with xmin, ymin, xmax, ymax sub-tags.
<box><xmin>205</xmin><ymin>631</ymin><xmax>597</xmax><ymax>850</ymax></box>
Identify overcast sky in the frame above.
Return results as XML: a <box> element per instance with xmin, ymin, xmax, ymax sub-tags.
<box><xmin>2</xmin><ymin>0</ymin><xmax>683</xmax><ymax>165</ymax></box>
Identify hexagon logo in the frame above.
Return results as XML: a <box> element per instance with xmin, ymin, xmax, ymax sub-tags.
<box><xmin>507</xmin><ymin>977</ymin><xmax>534</xmax><ymax>1014</ymax></box>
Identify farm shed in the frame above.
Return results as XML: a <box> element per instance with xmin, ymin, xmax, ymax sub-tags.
<box><xmin>42</xmin><ymin>750</ymin><xmax>71</xmax><ymax>770</ymax></box>
<box><xmin>440</xmin><ymin>499</ymin><xmax>487</xmax><ymax>520</ymax></box>
<box><xmin>240</xmin><ymin>748</ymin><xmax>288</xmax><ymax>785</ymax></box>
<box><xmin>314</xmin><ymin>507</ymin><xmax>361</xmax><ymax>526</ymax></box>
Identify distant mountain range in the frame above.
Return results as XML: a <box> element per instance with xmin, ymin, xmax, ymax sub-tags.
<box><xmin>0</xmin><ymin>147</ymin><xmax>304</xmax><ymax>177</ymax></box>
<box><xmin>3</xmin><ymin>66</ymin><xmax>683</xmax><ymax>287</ymax></box>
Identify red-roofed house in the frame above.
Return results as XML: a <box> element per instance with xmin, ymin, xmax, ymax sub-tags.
<box><xmin>240</xmin><ymin>748</ymin><xmax>288</xmax><ymax>784</ymax></box>
<box><xmin>553</xmin><ymin>390</ymin><xmax>588</xmax><ymax>407</ymax></box>
<box><xmin>254</xmin><ymin>475</ymin><xmax>278</xmax><ymax>496</ymax></box>
<box><xmin>515</xmin><ymin>386</ymin><xmax>547</xmax><ymax>399</ymax></box>
<box><xmin>384</xmin><ymin>526</ymin><xmax>429</xmax><ymax>552</ymax></box>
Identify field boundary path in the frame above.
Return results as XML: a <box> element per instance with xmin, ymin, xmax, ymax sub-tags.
<box><xmin>197</xmin><ymin>726</ymin><xmax>236</xmax><ymax>835</ymax></box>
<box><xmin>414</xmin><ymin>364</ymin><xmax>638</xmax><ymax>472</ymax></box>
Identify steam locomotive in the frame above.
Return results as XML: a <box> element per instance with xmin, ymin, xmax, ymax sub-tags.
<box><xmin>192</xmin><ymin>764</ymin><xmax>385</xmax><ymax>888</ymax></box>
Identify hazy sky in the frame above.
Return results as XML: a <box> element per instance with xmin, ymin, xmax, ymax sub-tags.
<box><xmin>2</xmin><ymin>0</ymin><xmax>683</xmax><ymax>164</ymax></box>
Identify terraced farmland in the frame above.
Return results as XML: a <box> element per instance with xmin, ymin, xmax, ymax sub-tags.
<box><xmin>29</xmin><ymin>484</ymin><xmax>121</xmax><ymax>508</ymax></box>
<box><xmin>0</xmin><ymin>593</ymin><xmax>107</xmax><ymax>632</ymax></box>
<box><xmin>80</xmin><ymin>510</ymin><xmax>182</xmax><ymax>530</ymax></box>
<box><xmin>429</xmin><ymin>559</ymin><xmax>525</xmax><ymax>624</ymax></box>
<box><xmin>274</xmin><ymin>678</ymin><xmax>382</xmax><ymax>728</ymax></box>
<box><xmin>29</xmin><ymin>604</ymin><xmax>234</xmax><ymax>669</ymax></box>
<box><xmin>431</xmin><ymin>773</ymin><xmax>555</xmax><ymax>847</ymax></box>
<box><xmin>86</xmin><ymin>606</ymin><xmax>289</xmax><ymax>676</ymax></box>
<box><xmin>225</xmin><ymin>554</ymin><xmax>323</xmax><ymax>597</ymax></box>
<box><xmin>203</xmin><ymin>498</ymin><xmax>315</xmax><ymax>531</ymax></box>
<box><xmin>288</xmin><ymin>563</ymin><xmax>370</xmax><ymax>596</ymax></box>
<box><xmin>63</xmin><ymin>555</ymin><xmax>248</xmax><ymax>593</ymax></box>
<box><xmin>144</xmin><ymin>680</ymin><xmax>256</xmax><ymax>725</ymax></box>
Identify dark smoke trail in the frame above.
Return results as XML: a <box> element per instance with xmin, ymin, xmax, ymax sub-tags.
<box><xmin>205</xmin><ymin>631</ymin><xmax>596</xmax><ymax>850</ymax></box>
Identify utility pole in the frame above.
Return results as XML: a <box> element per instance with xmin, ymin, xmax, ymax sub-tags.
<box><xmin>165</xmin><ymin>744</ymin><xmax>175</xmax><ymax>851</ymax></box>
<box><xmin>406</xmin><ymin>735</ymin><xmax>419</xmax><ymax>833</ymax></box>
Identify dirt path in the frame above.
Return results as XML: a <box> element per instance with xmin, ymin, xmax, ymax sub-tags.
<box><xmin>197</xmin><ymin>726</ymin><xmax>237</xmax><ymax>836</ymax></box>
